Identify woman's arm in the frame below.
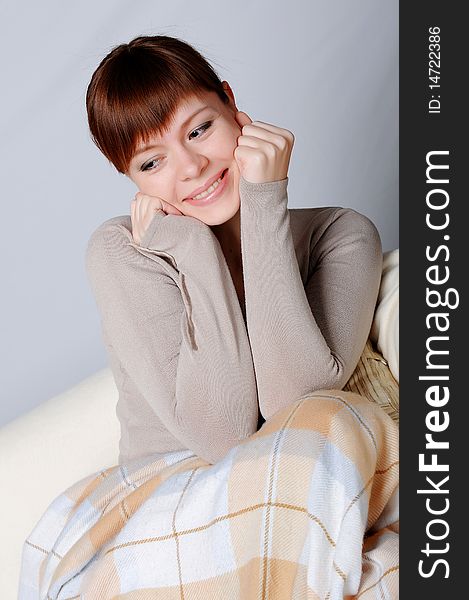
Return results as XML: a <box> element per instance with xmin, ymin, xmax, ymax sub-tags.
<box><xmin>85</xmin><ymin>211</ymin><xmax>259</xmax><ymax>464</ymax></box>
<box><xmin>239</xmin><ymin>175</ymin><xmax>383</xmax><ymax>421</ymax></box>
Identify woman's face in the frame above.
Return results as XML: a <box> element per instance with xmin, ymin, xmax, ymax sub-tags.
<box><xmin>125</xmin><ymin>87</ymin><xmax>242</xmax><ymax>227</ymax></box>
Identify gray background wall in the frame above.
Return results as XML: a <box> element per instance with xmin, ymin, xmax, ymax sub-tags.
<box><xmin>0</xmin><ymin>0</ymin><xmax>398</xmax><ymax>427</ymax></box>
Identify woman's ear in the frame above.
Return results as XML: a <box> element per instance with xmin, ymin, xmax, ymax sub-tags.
<box><xmin>222</xmin><ymin>80</ymin><xmax>238</xmax><ymax>112</ymax></box>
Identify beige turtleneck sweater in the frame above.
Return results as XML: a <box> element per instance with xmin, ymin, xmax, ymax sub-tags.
<box><xmin>85</xmin><ymin>176</ymin><xmax>382</xmax><ymax>465</ymax></box>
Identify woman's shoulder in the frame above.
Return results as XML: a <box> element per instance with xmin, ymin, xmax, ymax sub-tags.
<box><xmin>288</xmin><ymin>206</ymin><xmax>382</xmax><ymax>268</ymax></box>
<box><xmin>288</xmin><ymin>205</ymin><xmax>338</xmax><ymax>227</ymax></box>
<box><xmin>88</xmin><ymin>214</ymin><xmax>131</xmax><ymax>241</ymax></box>
<box><xmin>287</xmin><ymin>206</ymin><xmax>341</xmax><ymax>243</ymax></box>
<box><xmin>288</xmin><ymin>206</ymin><xmax>380</xmax><ymax>242</ymax></box>
<box><xmin>85</xmin><ymin>214</ymin><xmax>137</xmax><ymax>274</ymax></box>
<box><xmin>87</xmin><ymin>214</ymin><xmax>132</xmax><ymax>249</ymax></box>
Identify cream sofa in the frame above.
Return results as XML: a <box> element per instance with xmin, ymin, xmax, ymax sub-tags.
<box><xmin>0</xmin><ymin>250</ymin><xmax>398</xmax><ymax>599</ymax></box>
<box><xmin>0</xmin><ymin>370</ymin><xmax>120</xmax><ymax>598</ymax></box>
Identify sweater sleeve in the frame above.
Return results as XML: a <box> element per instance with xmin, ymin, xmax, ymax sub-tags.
<box><xmin>85</xmin><ymin>211</ymin><xmax>259</xmax><ymax>465</ymax></box>
<box><xmin>238</xmin><ymin>176</ymin><xmax>383</xmax><ymax>421</ymax></box>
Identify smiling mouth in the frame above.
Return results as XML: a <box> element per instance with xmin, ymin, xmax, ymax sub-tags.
<box><xmin>186</xmin><ymin>169</ymin><xmax>228</xmax><ymax>201</ymax></box>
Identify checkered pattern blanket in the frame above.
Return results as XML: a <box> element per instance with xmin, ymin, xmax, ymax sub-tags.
<box><xmin>19</xmin><ymin>390</ymin><xmax>399</xmax><ymax>599</ymax></box>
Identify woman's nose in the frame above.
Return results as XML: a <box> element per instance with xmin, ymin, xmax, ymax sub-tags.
<box><xmin>176</xmin><ymin>147</ymin><xmax>209</xmax><ymax>181</ymax></box>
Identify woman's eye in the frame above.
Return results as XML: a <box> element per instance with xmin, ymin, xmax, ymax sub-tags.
<box><xmin>141</xmin><ymin>158</ymin><xmax>162</xmax><ymax>172</ymax></box>
<box><xmin>140</xmin><ymin>121</ymin><xmax>213</xmax><ymax>172</ymax></box>
<box><xmin>189</xmin><ymin>121</ymin><xmax>212</xmax><ymax>140</ymax></box>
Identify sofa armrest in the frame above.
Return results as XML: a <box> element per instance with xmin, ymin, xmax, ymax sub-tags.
<box><xmin>371</xmin><ymin>249</ymin><xmax>399</xmax><ymax>382</ymax></box>
<box><xmin>0</xmin><ymin>368</ymin><xmax>120</xmax><ymax>599</ymax></box>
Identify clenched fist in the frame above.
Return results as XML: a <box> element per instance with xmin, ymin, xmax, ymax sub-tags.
<box><xmin>233</xmin><ymin>111</ymin><xmax>294</xmax><ymax>184</ymax></box>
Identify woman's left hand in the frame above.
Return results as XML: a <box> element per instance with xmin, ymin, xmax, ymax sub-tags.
<box><xmin>233</xmin><ymin>111</ymin><xmax>294</xmax><ymax>184</ymax></box>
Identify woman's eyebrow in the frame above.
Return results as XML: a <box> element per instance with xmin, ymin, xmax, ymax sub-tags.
<box><xmin>133</xmin><ymin>106</ymin><xmax>212</xmax><ymax>158</ymax></box>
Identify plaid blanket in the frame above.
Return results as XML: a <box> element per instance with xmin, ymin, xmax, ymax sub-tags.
<box><xmin>19</xmin><ymin>390</ymin><xmax>399</xmax><ymax>599</ymax></box>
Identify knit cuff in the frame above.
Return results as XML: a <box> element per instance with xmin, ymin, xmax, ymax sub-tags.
<box><xmin>238</xmin><ymin>175</ymin><xmax>289</xmax><ymax>210</ymax></box>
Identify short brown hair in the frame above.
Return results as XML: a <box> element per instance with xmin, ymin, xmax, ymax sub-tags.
<box><xmin>86</xmin><ymin>35</ymin><xmax>230</xmax><ymax>174</ymax></box>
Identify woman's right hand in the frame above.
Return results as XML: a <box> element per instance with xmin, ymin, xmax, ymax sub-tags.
<box><xmin>130</xmin><ymin>192</ymin><xmax>183</xmax><ymax>245</ymax></box>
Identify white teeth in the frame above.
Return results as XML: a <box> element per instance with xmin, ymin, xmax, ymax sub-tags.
<box><xmin>192</xmin><ymin>173</ymin><xmax>224</xmax><ymax>200</ymax></box>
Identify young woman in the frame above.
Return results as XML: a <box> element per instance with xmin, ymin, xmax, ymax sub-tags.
<box><xmin>19</xmin><ymin>35</ymin><xmax>398</xmax><ymax>598</ymax></box>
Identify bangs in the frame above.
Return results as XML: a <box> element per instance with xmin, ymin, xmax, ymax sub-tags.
<box><xmin>125</xmin><ymin>87</ymin><xmax>211</xmax><ymax>168</ymax></box>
